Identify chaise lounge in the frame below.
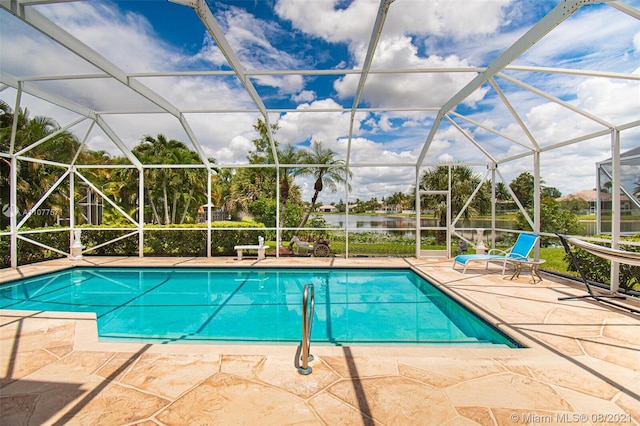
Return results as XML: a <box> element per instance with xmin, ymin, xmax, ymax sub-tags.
<box><xmin>453</xmin><ymin>232</ymin><xmax>540</xmax><ymax>274</ymax></box>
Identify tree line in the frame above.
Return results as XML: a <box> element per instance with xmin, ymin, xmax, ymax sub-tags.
<box><xmin>0</xmin><ymin>102</ymin><xmax>351</xmax><ymax>231</ymax></box>
<box><xmin>1</xmin><ymin>99</ymin><xmax>582</xmax><ymax>241</ymax></box>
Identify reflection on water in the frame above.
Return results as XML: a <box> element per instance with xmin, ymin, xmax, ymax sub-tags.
<box><xmin>584</xmin><ymin>220</ymin><xmax>640</xmax><ymax>235</ymax></box>
<box><xmin>321</xmin><ymin>214</ymin><xmax>514</xmax><ymax>233</ymax></box>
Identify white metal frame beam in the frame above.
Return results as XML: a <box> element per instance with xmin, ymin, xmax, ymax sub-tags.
<box><xmin>346</xmin><ymin>0</ymin><xmax>394</xmax><ymax>167</ymax></box>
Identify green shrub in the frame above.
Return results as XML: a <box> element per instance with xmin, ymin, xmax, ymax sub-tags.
<box><xmin>0</xmin><ymin>228</ymin><xmax>69</xmax><ymax>267</ymax></box>
<box><xmin>79</xmin><ymin>227</ymin><xmax>139</xmax><ymax>256</ymax></box>
<box><xmin>1</xmin><ymin>220</ymin><xmax>268</xmax><ymax>267</ymax></box>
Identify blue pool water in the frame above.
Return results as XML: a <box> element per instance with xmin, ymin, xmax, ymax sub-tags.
<box><xmin>0</xmin><ymin>267</ymin><xmax>520</xmax><ymax>347</ymax></box>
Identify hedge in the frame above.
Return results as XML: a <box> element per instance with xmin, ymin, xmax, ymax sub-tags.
<box><xmin>0</xmin><ymin>221</ymin><xmax>267</xmax><ymax>268</ymax></box>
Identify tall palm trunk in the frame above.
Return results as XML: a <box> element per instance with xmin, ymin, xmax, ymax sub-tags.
<box><xmin>171</xmin><ymin>191</ymin><xmax>179</xmax><ymax>224</ymax></box>
<box><xmin>298</xmin><ymin>193</ymin><xmax>318</xmax><ymax>229</ymax></box>
<box><xmin>146</xmin><ymin>189</ymin><xmax>161</xmax><ymax>224</ymax></box>
<box><xmin>298</xmin><ymin>184</ymin><xmax>321</xmax><ymax>229</ymax></box>
<box><xmin>179</xmin><ymin>189</ymin><xmax>194</xmax><ymax>224</ymax></box>
<box><xmin>162</xmin><ymin>177</ymin><xmax>170</xmax><ymax>224</ymax></box>
<box><xmin>278</xmin><ymin>177</ymin><xmax>290</xmax><ymax>242</ymax></box>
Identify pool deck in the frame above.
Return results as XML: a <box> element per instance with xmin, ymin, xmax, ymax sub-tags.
<box><xmin>1</xmin><ymin>256</ymin><xmax>639</xmax><ymax>425</ymax></box>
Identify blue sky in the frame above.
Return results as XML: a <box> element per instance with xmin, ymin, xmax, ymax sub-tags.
<box><xmin>1</xmin><ymin>0</ymin><xmax>639</xmax><ymax>203</ymax></box>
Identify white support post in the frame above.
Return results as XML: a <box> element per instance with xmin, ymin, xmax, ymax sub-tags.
<box><xmin>138</xmin><ymin>167</ymin><xmax>144</xmax><ymax>257</ymax></box>
<box><xmin>490</xmin><ymin>163</ymin><xmax>497</xmax><ymax>249</ymax></box>
<box><xmin>345</xmin><ymin>167</ymin><xmax>350</xmax><ymax>258</ymax></box>
<box><xmin>447</xmin><ymin>166</ymin><xmax>452</xmax><ymax>256</ymax></box>
<box><xmin>415</xmin><ymin>167</ymin><xmax>420</xmax><ymax>258</ymax></box>
<box><xmin>533</xmin><ymin>151</ymin><xmax>541</xmax><ymax>260</ymax></box>
<box><xmin>207</xmin><ymin>170</ymin><xmax>212</xmax><ymax>258</ymax></box>
<box><xmin>610</xmin><ymin>130</ymin><xmax>621</xmax><ymax>293</ymax></box>
<box><xmin>276</xmin><ymin>167</ymin><xmax>280</xmax><ymax>258</ymax></box>
<box><xmin>9</xmin><ymin>89</ymin><xmax>21</xmax><ymax>268</ymax></box>
<box><xmin>69</xmin><ymin>168</ymin><xmax>75</xmax><ymax>255</ymax></box>
<box><xmin>596</xmin><ymin>162</ymin><xmax>602</xmax><ymax>234</ymax></box>
<box><xmin>9</xmin><ymin>156</ymin><xmax>18</xmax><ymax>268</ymax></box>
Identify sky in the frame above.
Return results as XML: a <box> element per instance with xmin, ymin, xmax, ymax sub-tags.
<box><xmin>1</xmin><ymin>0</ymin><xmax>639</xmax><ymax>205</ymax></box>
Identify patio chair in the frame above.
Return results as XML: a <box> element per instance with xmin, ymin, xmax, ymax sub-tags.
<box><xmin>453</xmin><ymin>232</ymin><xmax>539</xmax><ymax>274</ymax></box>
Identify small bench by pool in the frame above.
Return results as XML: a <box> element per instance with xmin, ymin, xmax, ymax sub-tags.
<box><xmin>234</xmin><ymin>236</ymin><xmax>269</xmax><ymax>260</ymax></box>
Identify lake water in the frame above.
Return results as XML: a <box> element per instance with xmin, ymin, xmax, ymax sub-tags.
<box><xmin>319</xmin><ymin>214</ymin><xmax>638</xmax><ymax>237</ymax></box>
<box><xmin>319</xmin><ymin>214</ymin><xmax>515</xmax><ymax>238</ymax></box>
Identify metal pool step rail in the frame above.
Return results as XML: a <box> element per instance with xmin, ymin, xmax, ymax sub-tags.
<box><xmin>296</xmin><ymin>283</ymin><xmax>315</xmax><ymax>375</ymax></box>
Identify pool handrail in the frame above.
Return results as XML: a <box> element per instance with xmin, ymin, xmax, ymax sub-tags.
<box><xmin>297</xmin><ymin>283</ymin><xmax>315</xmax><ymax>375</ymax></box>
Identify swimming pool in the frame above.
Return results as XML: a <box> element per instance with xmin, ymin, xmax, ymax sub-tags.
<box><xmin>0</xmin><ymin>267</ymin><xmax>520</xmax><ymax>347</ymax></box>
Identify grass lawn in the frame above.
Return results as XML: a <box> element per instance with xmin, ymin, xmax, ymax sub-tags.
<box><xmin>277</xmin><ymin>239</ymin><xmax>572</xmax><ymax>274</ymax></box>
<box><xmin>539</xmin><ymin>247</ymin><xmax>569</xmax><ymax>274</ymax></box>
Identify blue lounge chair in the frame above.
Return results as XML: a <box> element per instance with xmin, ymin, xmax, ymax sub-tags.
<box><xmin>453</xmin><ymin>233</ymin><xmax>540</xmax><ymax>274</ymax></box>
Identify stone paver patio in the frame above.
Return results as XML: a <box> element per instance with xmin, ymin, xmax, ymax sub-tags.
<box><xmin>1</xmin><ymin>256</ymin><xmax>639</xmax><ymax>425</ymax></box>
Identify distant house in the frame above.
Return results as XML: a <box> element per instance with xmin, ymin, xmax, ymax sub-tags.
<box><xmin>375</xmin><ymin>200</ymin><xmax>397</xmax><ymax>213</ymax></box>
<box><xmin>317</xmin><ymin>204</ymin><xmax>338</xmax><ymax>213</ymax></box>
<box><xmin>557</xmin><ymin>190</ymin><xmax>634</xmax><ymax>215</ymax></box>
<box><xmin>558</xmin><ymin>146</ymin><xmax>639</xmax><ymax>218</ymax></box>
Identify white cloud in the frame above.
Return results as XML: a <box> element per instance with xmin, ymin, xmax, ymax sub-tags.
<box><xmin>195</xmin><ymin>6</ymin><xmax>306</xmax><ymax>93</ymax></box>
<box><xmin>276</xmin><ymin>99</ymin><xmax>364</xmax><ymax>148</ymax></box>
<box><xmin>277</xmin><ymin>0</ymin><xmax>505</xmax><ymax>111</ymax></box>
<box><xmin>383</xmin><ymin>0</ymin><xmax>512</xmax><ymax>39</ymax></box>
<box><xmin>277</xmin><ymin>0</ymin><xmax>511</xmax><ymax>45</ymax></box>
<box><xmin>212</xmin><ymin>134</ymin><xmax>255</xmax><ymax>164</ymax></box>
<box><xmin>334</xmin><ymin>39</ymin><xmax>486</xmax><ymax>109</ymax></box>
<box><xmin>39</xmin><ymin>2</ymin><xmax>182</xmax><ymax>73</ymax></box>
<box><xmin>348</xmin><ymin>166</ymin><xmax>416</xmax><ymax>201</ymax></box>
<box><xmin>438</xmin><ymin>153</ymin><xmax>455</xmax><ymax>163</ymax></box>
<box><xmin>344</xmin><ymin>137</ymin><xmax>415</xmax><ymax>164</ymax></box>
<box><xmin>378</xmin><ymin>115</ymin><xmax>393</xmax><ymax>132</ymax></box>
<box><xmin>292</xmin><ymin>90</ymin><xmax>316</xmax><ymax>103</ymax></box>
<box><xmin>577</xmin><ymin>76</ymin><xmax>640</xmax><ymax>124</ymax></box>
<box><xmin>275</xmin><ymin>0</ymin><xmax>378</xmax><ymax>44</ymax></box>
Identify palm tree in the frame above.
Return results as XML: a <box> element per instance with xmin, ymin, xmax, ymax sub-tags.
<box><xmin>224</xmin><ymin>119</ymin><xmax>279</xmax><ymax>218</ymax></box>
<box><xmin>0</xmin><ymin>102</ymin><xmax>80</xmax><ymax>227</ymax></box>
<box><xmin>386</xmin><ymin>191</ymin><xmax>410</xmax><ymax>212</ymax></box>
<box><xmin>510</xmin><ymin>171</ymin><xmax>536</xmax><ymax>208</ymax></box>
<box><xmin>277</xmin><ymin>144</ymin><xmax>300</xmax><ymax>229</ymax></box>
<box><xmin>210</xmin><ymin>166</ymin><xmax>234</xmax><ymax>218</ymax></box>
<box><xmin>495</xmin><ymin>182</ymin><xmax>510</xmax><ymax>201</ymax></box>
<box><xmin>419</xmin><ymin>165</ymin><xmax>490</xmax><ymax>243</ymax></box>
<box><xmin>103</xmin><ymin>160</ymin><xmax>141</xmax><ymax>224</ymax></box>
<box><xmin>296</xmin><ymin>140</ymin><xmax>351</xmax><ymax>229</ymax></box>
<box><xmin>131</xmin><ymin>134</ymin><xmax>205</xmax><ymax>224</ymax></box>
